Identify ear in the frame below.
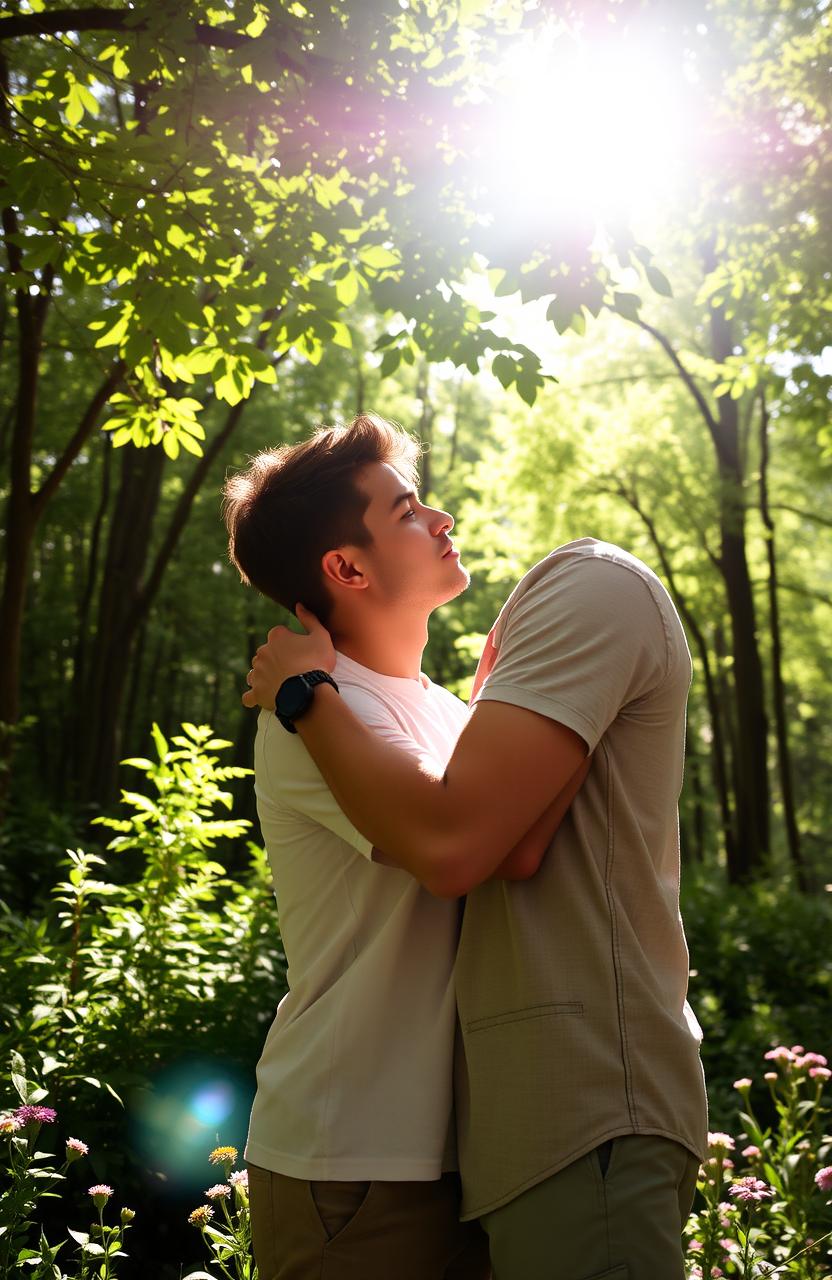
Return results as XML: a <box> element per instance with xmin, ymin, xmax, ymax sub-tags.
<box><xmin>320</xmin><ymin>548</ymin><xmax>369</xmax><ymax>593</ymax></box>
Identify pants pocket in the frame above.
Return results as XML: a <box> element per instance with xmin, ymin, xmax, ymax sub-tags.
<box><xmin>310</xmin><ymin>1179</ymin><xmax>372</xmax><ymax>1242</ymax></box>
<box><xmin>583</xmin><ymin>1269</ymin><xmax>628</xmax><ymax>1280</ymax></box>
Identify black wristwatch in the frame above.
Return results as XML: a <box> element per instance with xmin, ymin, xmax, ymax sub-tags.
<box><xmin>275</xmin><ymin>669</ymin><xmax>339</xmax><ymax>734</ymax></box>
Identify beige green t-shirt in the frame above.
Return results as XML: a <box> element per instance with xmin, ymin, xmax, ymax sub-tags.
<box><xmin>245</xmin><ymin>652</ymin><xmax>467</xmax><ymax>1181</ymax></box>
<box><xmin>455</xmin><ymin>538</ymin><xmax>708</xmax><ymax>1218</ymax></box>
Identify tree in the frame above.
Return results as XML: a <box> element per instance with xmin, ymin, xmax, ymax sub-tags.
<box><xmin>1</xmin><ymin>0</ymin><xmax>646</xmax><ymax>788</ymax></box>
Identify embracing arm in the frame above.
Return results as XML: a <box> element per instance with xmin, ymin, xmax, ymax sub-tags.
<box><xmin>242</xmin><ymin>607</ymin><xmax>587</xmax><ymax>896</ymax></box>
<box><xmin>287</xmin><ymin>686</ymin><xmax>585</xmax><ymax>896</ymax></box>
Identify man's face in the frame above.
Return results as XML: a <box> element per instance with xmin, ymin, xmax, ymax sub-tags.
<box><xmin>350</xmin><ymin>462</ymin><xmax>469</xmax><ymax>612</ymax></box>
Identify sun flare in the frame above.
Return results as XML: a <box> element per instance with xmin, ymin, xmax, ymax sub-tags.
<box><xmin>478</xmin><ymin>28</ymin><xmax>693</xmax><ymax>232</ymax></box>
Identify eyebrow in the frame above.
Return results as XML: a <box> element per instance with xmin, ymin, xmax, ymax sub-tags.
<box><xmin>390</xmin><ymin>489</ymin><xmax>416</xmax><ymax>513</ymax></box>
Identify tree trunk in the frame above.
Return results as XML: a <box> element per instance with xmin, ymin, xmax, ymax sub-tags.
<box><xmin>77</xmin><ymin>441</ymin><xmax>166</xmax><ymax>805</ymax></box>
<box><xmin>636</xmin><ymin>295</ymin><xmax>770</xmax><ymax>879</ymax></box>
<box><xmin>708</xmin><ymin>302</ymin><xmax>770</xmax><ymax>878</ymax></box>
<box><xmin>759</xmin><ymin>390</ymin><xmax>805</xmax><ymax>888</ymax></box>
<box><xmin>416</xmin><ymin>360</ymin><xmax>434</xmax><ymax>500</ymax></box>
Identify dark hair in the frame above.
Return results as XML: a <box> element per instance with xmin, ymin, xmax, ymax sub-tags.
<box><xmin>222</xmin><ymin>413</ymin><xmax>421</xmax><ymax>623</ymax></box>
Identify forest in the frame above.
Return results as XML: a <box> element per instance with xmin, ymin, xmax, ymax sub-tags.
<box><xmin>0</xmin><ymin>0</ymin><xmax>830</xmax><ymax>1277</ymax></box>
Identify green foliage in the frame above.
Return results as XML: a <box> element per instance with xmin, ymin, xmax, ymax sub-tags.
<box><xmin>682</xmin><ymin>873</ymin><xmax>832</xmax><ymax>1130</ymax></box>
<box><xmin>0</xmin><ymin>724</ymin><xmax>286</xmax><ymax>1131</ymax></box>
<box><xmin>0</xmin><ymin>1056</ymin><xmax>137</xmax><ymax>1279</ymax></box>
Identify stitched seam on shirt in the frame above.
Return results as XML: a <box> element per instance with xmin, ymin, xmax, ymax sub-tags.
<box><xmin>603</xmin><ymin>740</ymin><xmax>637</xmax><ymax>1127</ymax></box>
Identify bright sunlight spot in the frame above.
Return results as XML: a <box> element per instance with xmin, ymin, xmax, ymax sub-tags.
<box><xmin>479</xmin><ymin>26</ymin><xmax>694</xmax><ymax>231</ymax></box>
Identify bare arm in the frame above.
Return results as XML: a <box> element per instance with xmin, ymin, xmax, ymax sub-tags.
<box><xmin>243</xmin><ymin>607</ymin><xmax>587</xmax><ymax>895</ymax></box>
<box><xmin>489</xmin><ymin>755</ymin><xmax>591</xmax><ymax>881</ymax></box>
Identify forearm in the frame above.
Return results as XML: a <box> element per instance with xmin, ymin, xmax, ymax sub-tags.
<box><xmin>491</xmin><ymin>756</ymin><xmax>591</xmax><ymax>880</ymax></box>
<box><xmin>290</xmin><ymin>681</ymin><xmax>587</xmax><ymax>896</ymax></box>
<box><xmin>294</xmin><ymin>685</ymin><xmax>469</xmax><ymax>894</ymax></box>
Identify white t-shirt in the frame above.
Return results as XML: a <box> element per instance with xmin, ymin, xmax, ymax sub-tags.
<box><xmin>245</xmin><ymin>651</ymin><xmax>468</xmax><ymax>1181</ymax></box>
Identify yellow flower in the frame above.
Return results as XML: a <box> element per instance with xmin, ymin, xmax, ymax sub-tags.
<box><xmin>208</xmin><ymin>1145</ymin><xmax>238</xmax><ymax>1167</ymax></box>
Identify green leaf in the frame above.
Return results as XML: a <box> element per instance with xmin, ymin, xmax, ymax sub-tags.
<box><xmin>379</xmin><ymin>348</ymin><xmax>402</xmax><ymax>378</ymax></box>
<box><xmin>492</xmin><ymin>354</ymin><xmax>514</xmax><ymax>389</ymax></box>
<box><xmin>334</xmin><ymin>271</ymin><xmax>359</xmax><ymax>307</ymax></box>
<box><xmin>646</xmin><ymin>264</ymin><xmax>673</xmax><ymax>297</ymax></box>
<box><xmin>613</xmin><ymin>292</ymin><xmax>641</xmax><ymax>322</ymax></box>
<box><xmin>166</xmin><ymin>224</ymin><xmax>190</xmax><ymax>249</ymax></box>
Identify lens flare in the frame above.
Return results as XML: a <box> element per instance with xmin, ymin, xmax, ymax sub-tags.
<box><xmin>131</xmin><ymin>1059</ymin><xmax>253</xmax><ymax>1193</ymax></box>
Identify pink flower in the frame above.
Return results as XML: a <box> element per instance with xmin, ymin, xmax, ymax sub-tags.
<box><xmin>689</xmin><ymin>1239</ymin><xmax>703</xmax><ymax>1251</ymax></box>
<box><xmin>733</xmin><ymin>1078</ymin><xmax>752</xmax><ymax>1090</ymax></box>
<box><xmin>790</xmin><ymin>1045</ymin><xmax>805</xmax><ymax>1055</ymax></box>
<box><xmin>188</xmin><ymin>1205</ymin><xmax>214</xmax><ymax>1227</ymax></box>
<box><xmin>88</xmin><ymin>1184</ymin><xmax>113</xmax><ymax>1209</ymax></box>
<box><xmin>205</xmin><ymin>1184</ymin><xmax>230</xmax><ymax>1200</ymax></box>
<box><xmin>742</xmin><ymin>1145</ymin><xmax>761</xmax><ymax>1159</ymax></box>
<box><xmin>815</xmin><ymin>1166</ymin><xmax>832</xmax><ymax>1193</ymax></box>
<box><xmin>0</xmin><ymin>1114</ymin><xmax>22</xmax><ymax>1135</ymax></box>
<box><xmin>764</xmin><ymin>1072</ymin><xmax>777</xmax><ymax>1082</ymax></box>
<box><xmin>763</xmin><ymin>1046</ymin><xmax>794</xmax><ymax>1065</ymax></box>
<box><xmin>729</xmin><ymin>1176</ymin><xmax>774</xmax><ymax>1203</ymax></box>
<box><xmin>229</xmin><ymin>1169</ymin><xmax>248</xmax><ymax>1189</ymax></box>
<box><xmin>795</xmin><ymin>1052</ymin><xmax>828</xmax><ymax>1070</ymax></box>
<box><xmin>14</xmin><ymin>1105</ymin><xmax>57</xmax><ymax>1127</ymax></box>
<box><xmin>810</xmin><ymin>1066</ymin><xmax>831</xmax><ymax>1081</ymax></box>
<box><xmin>708</xmin><ymin>1132</ymin><xmax>736</xmax><ymax>1153</ymax></box>
<box><xmin>66</xmin><ymin>1137</ymin><xmax>89</xmax><ymax>1162</ymax></box>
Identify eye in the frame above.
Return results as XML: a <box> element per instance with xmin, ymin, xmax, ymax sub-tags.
<box><xmin>401</xmin><ymin>508</ymin><xmax>416</xmax><ymax>519</ymax></box>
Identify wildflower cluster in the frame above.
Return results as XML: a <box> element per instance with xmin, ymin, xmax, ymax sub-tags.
<box><xmin>185</xmin><ymin>1145</ymin><xmax>253</xmax><ymax>1280</ymax></box>
<box><xmin>685</xmin><ymin>1045</ymin><xmax>832</xmax><ymax>1278</ymax></box>
<box><xmin>0</xmin><ymin>1055</ymin><xmax>135</xmax><ymax>1278</ymax></box>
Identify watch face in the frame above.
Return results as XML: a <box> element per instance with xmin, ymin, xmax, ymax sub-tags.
<box><xmin>277</xmin><ymin>675</ymin><xmax>311</xmax><ymax>721</ymax></box>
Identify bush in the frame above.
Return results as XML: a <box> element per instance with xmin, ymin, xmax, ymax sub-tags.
<box><xmin>0</xmin><ymin>724</ymin><xmax>285</xmax><ymax>1277</ymax></box>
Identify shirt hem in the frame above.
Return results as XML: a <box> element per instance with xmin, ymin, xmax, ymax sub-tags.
<box><xmin>244</xmin><ymin>1141</ymin><xmax>451</xmax><ymax>1182</ymax></box>
<box><xmin>459</xmin><ymin>1125</ymin><xmax>706</xmax><ymax>1220</ymax></box>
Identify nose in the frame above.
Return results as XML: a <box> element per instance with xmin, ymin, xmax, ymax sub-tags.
<box><xmin>429</xmin><ymin>506</ymin><xmax>454</xmax><ymax>536</ymax></box>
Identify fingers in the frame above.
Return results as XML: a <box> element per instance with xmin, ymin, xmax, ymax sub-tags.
<box><xmin>241</xmin><ymin>688</ymin><xmax>257</xmax><ymax>708</ymax></box>
<box><xmin>295</xmin><ymin>602</ymin><xmax>323</xmax><ymax>630</ymax></box>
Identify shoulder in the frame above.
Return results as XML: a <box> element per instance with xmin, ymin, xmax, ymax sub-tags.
<box><xmin>504</xmin><ymin>540</ymin><xmax>672</xmax><ymax>629</ymax></box>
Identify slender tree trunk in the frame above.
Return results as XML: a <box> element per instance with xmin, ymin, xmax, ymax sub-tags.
<box><xmin>682</xmin><ymin>726</ymin><xmax>705</xmax><ymax>864</ymax></box>
<box><xmin>77</xmin><ymin>441</ymin><xmax>166</xmax><ymax>804</ymax></box>
<box><xmin>447</xmin><ymin>374</ymin><xmax>463</xmax><ymax>478</ymax></box>
<box><xmin>416</xmin><ymin>360</ymin><xmax>434</xmax><ymax>500</ymax></box>
<box><xmin>759</xmin><ymin>391</ymin><xmax>805</xmax><ymax>888</ymax></box>
<box><xmin>708</xmin><ymin>303</ymin><xmax>770</xmax><ymax>877</ymax></box>
<box><xmin>636</xmin><ymin>292</ymin><xmax>770</xmax><ymax>878</ymax></box>
<box><xmin>355</xmin><ymin>359</ymin><xmax>365</xmax><ymax>416</ymax></box>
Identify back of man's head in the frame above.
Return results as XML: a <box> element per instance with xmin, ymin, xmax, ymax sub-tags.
<box><xmin>222</xmin><ymin>413</ymin><xmax>420</xmax><ymax>624</ymax></box>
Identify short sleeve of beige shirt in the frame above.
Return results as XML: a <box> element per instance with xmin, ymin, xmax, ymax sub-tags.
<box><xmin>476</xmin><ymin>546</ymin><xmax>677</xmax><ymax>747</ymax></box>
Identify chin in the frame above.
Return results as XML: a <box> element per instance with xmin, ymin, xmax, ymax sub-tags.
<box><xmin>440</xmin><ymin>561</ymin><xmax>470</xmax><ymax>604</ymax></box>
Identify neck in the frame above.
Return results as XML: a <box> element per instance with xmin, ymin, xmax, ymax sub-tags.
<box><xmin>332</xmin><ymin>606</ymin><xmax>428</xmax><ymax>680</ymax></box>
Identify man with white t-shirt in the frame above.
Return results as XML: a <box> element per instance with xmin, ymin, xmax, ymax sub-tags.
<box><xmin>222</xmin><ymin>415</ymin><xmax>585</xmax><ymax>1279</ymax></box>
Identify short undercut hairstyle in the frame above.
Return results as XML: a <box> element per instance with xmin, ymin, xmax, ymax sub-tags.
<box><xmin>222</xmin><ymin>413</ymin><xmax>421</xmax><ymax>623</ymax></box>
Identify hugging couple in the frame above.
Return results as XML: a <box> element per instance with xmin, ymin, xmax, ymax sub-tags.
<box><xmin>221</xmin><ymin>413</ymin><xmax>707</xmax><ymax>1280</ymax></box>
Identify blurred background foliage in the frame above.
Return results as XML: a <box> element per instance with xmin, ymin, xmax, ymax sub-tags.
<box><xmin>1</xmin><ymin>0</ymin><xmax>830</xmax><ymax>1274</ymax></box>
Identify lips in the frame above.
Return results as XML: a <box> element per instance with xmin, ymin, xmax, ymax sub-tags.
<box><xmin>442</xmin><ymin>543</ymin><xmax>459</xmax><ymax>559</ymax></box>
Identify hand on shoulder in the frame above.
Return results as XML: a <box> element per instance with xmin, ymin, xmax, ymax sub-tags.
<box><xmin>242</xmin><ymin>603</ymin><xmax>336</xmax><ymax>709</ymax></box>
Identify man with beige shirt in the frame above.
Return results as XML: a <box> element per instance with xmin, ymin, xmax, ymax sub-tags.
<box><xmin>244</xmin><ymin>475</ymin><xmax>709</xmax><ymax>1276</ymax></box>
